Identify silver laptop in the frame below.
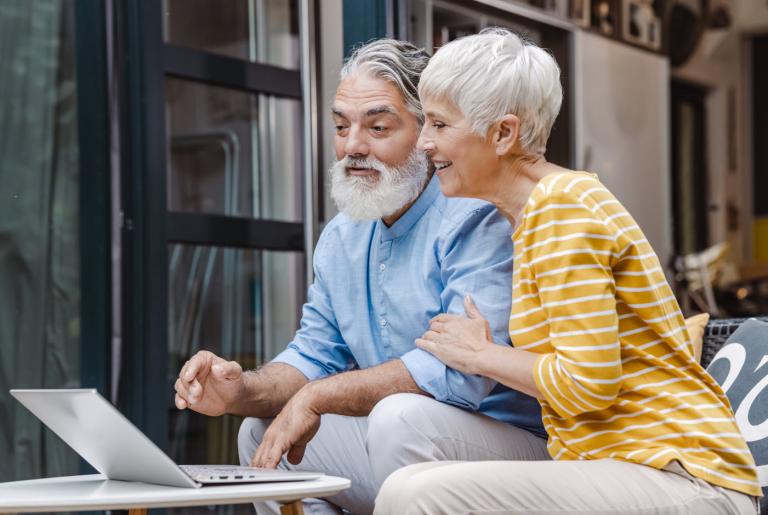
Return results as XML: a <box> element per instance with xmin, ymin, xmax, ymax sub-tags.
<box><xmin>10</xmin><ymin>389</ymin><xmax>323</xmax><ymax>488</ymax></box>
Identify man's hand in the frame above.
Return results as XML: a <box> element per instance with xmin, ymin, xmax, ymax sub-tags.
<box><xmin>174</xmin><ymin>350</ymin><xmax>245</xmax><ymax>416</ymax></box>
<box><xmin>250</xmin><ymin>385</ymin><xmax>321</xmax><ymax>468</ymax></box>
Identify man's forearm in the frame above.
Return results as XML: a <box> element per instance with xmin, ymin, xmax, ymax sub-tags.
<box><xmin>228</xmin><ymin>362</ymin><xmax>309</xmax><ymax>417</ymax></box>
<box><xmin>301</xmin><ymin>359</ymin><xmax>427</xmax><ymax>417</ymax></box>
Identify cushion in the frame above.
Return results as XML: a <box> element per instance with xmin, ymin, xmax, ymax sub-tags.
<box><xmin>685</xmin><ymin>313</ymin><xmax>710</xmax><ymax>363</ymax></box>
<box><xmin>706</xmin><ymin>319</ymin><xmax>768</xmax><ymax>507</ymax></box>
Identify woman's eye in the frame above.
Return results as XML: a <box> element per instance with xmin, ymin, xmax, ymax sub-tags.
<box><xmin>335</xmin><ymin>125</ymin><xmax>347</xmax><ymax>132</ymax></box>
<box><xmin>432</xmin><ymin>122</ymin><xmax>445</xmax><ymax>129</ymax></box>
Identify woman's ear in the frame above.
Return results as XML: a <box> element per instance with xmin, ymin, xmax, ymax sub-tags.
<box><xmin>493</xmin><ymin>115</ymin><xmax>520</xmax><ymax>156</ymax></box>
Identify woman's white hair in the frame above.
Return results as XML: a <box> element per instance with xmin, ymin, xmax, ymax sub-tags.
<box><xmin>419</xmin><ymin>28</ymin><xmax>562</xmax><ymax>155</ymax></box>
<box><xmin>341</xmin><ymin>39</ymin><xmax>431</xmax><ymax>125</ymax></box>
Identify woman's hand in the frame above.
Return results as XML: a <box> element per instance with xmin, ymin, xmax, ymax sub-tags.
<box><xmin>415</xmin><ymin>295</ymin><xmax>495</xmax><ymax>375</ymax></box>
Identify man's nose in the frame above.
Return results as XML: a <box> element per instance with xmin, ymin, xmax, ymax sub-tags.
<box><xmin>344</xmin><ymin>127</ymin><xmax>369</xmax><ymax>157</ymax></box>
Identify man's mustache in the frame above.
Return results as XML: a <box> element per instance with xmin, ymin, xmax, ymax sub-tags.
<box><xmin>342</xmin><ymin>157</ymin><xmax>387</xmax><ymax>173</ymax></box>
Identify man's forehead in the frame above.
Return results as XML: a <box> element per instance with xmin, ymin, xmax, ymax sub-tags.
<box><xmin>333</xmin><ymin>75</ymin><xmax>408</xmax><ymax>116</ymax></box>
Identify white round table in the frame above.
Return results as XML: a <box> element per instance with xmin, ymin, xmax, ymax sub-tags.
<box><xmin>0</xmin><ymin>474</ymin><xmax>351</xmax><ymax>515</ymax></box>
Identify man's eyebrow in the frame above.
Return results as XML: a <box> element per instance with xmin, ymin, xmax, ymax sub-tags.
<box><xmin>331</xmin><ymin>105</ymin><xmax>400</xmax><ymax>118</ymax></box>
<box><xmin>365</xmin><ymin>106</ymin><xmax>398</xmax><ymax>117</ymax></box>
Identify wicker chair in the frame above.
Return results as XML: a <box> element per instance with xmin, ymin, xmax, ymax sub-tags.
<box><xmin>701</xmin><ymin>316</ymin><xmax>768</xmax><ymax>368</ymax></box>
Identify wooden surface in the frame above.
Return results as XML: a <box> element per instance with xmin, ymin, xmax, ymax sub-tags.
<box><xmin>280</xmin><ymin>500</ymin><xmax>305</xmax><ymax>515</ymax></box>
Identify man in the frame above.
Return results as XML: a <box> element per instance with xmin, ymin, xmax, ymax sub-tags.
<box><xmin>174</xmin><ymin>39</ymin><xmax>547</xmax><ymax>515</ymax></box>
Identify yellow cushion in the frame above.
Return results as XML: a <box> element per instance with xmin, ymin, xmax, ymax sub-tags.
<box><xmin>685</xmin><ymin>313</ymin><xmax>710</xmax><ymax>363</ymax></box>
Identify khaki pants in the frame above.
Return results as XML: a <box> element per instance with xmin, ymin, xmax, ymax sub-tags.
<box><xmin>238</xmin><ymin>393</ymin><xmax>549</xmax><ymax>514</ymax></box>
<box><xmin>374</xmin><ymin>458</ymin><xmax>758</xmax><ymax>515</ymax></box>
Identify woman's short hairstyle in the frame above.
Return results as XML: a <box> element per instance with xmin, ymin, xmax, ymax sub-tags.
<box><xmin>419</xmin><ymin>28</ymin><xmax>562</xmax><ymax>155</ymax></box>
<box><xmin>340</xmin><ymin>39</ymin><xmax>431</xmax><ymax>125</ymax></box>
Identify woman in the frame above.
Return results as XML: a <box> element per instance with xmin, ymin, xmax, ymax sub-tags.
<box><xmin>373</xmin><ymin>29</ymin><xmax>760</xmax><ymax>515</ymax></box>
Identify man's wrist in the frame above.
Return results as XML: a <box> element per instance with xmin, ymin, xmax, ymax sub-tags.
<box><xmin>227</xmin><ymin>370</ymin><xmax>258</xmax><ymax>414</ymax></box>
<box><xmin>294</xmin><ymin>380</ymin><xmax>325</xmax><ymax>414</ymax></box>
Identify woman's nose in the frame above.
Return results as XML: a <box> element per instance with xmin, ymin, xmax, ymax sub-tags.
<box><xmin>417</xmin><ymin>127</ymin><xmax>434</xmax><ymax>154</ymax></box>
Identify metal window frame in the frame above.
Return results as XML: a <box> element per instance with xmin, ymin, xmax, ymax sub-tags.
<box><xmin>75</xmin><ymin>0</ymin><xmax>112</xmax><ymax>396</ymax></box>
<box><xmin>113</xmin><ymin>0</ymin><xmax>318</xmax><ymax>449</ymax></box>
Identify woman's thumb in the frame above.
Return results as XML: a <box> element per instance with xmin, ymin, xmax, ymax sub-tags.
<box><xmin>464</xmin><ymin>295</ymin><xmax>482</xmax><ymax>318</ymax></box>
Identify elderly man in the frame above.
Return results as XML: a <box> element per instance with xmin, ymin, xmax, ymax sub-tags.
<box><xmin>174</xmin><ymin>39</ymin><xmax>546</xmax><ymax>515</ymax></box>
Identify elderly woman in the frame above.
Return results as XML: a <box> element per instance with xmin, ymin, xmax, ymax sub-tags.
<box><xmin>373</xmin><ymin>28</ymin><xmax>760</xmax><ymax>515</ymax></box>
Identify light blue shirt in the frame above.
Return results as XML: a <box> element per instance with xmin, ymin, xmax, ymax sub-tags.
<box><xmin>273</xmin><ymin>176</ymin><xmax>544</xmax><ymax>436</ymax></box>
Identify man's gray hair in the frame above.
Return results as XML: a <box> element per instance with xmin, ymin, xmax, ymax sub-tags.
<box><xmin>340</xmin><ymin>39</ymin><xmax>431</xmax><ymax>124</ymax></box>
<box><xmin>419</xmin><ymin>28</ymin><xmax>562</xmax><ymax>155</ymax></box>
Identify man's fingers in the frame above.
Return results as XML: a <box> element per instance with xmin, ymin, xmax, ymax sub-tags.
<box><xmin>286</xmin><ymin>444</ymin><xmax>306</xmax><ymax>465</ymax></box>
<box><xmin>174</xmin><ymin>378</ymin><xmax>191</xmax><ymax>405</ymax></box>
<box><xmin>252</xmin><ymin>443</ymin><xmax>281</xmax><ymax>469</ymax></box>
<box><xmin>184</xmin><ymin>351</ymin><xmax>214</xmax><ymax>382</ymax></box>
<box><xmin>174</xmin><ymin>393</ymin><xmax>188</xmax><ymax>410</ymax></box>
<box><xmin>249</xmin><ymin>448</ymin><xmax>260</xmax><ymax>467</ymax></box>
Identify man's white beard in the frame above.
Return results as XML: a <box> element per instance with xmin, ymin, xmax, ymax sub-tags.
<box><xmin>329</xmin><ymin>149</ymin><xmax>430</xmax><ymax>221</ymax></box>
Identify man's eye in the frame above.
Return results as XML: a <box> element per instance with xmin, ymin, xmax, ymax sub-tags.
<box><xmin>372</xmin><ymin>126</ymin><xmax>387</xmax><ymax>133</ymax></box>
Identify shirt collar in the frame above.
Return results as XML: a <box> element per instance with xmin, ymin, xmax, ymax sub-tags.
<box><xmin>378</xmin><ymin>174</ymin><xmax>440</xmax><ymax>241</ymax></box>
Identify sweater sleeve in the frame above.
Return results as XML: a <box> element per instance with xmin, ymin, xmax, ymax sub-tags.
<box><xmin>524</xmin><ymin>188</ymin><xmax>622</xmax><ymax>418</ymax></box>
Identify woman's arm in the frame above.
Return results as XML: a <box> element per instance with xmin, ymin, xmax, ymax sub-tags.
<box><xmin>415</xmin><ymin>296</ymin><xmax>543</xmax><ymax>399</ymax></box>
<box><xmin>474</xmin><ymin>344</ymin><xmax>543</xmax><ymax>399</ymax></box>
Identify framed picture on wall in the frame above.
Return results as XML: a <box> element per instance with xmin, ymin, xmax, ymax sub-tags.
<box><xmin>570</xmin><ymin>0</ymin><xmax>590</xmax><ymax>27</ymax></box>
<box><xmin>591</xmin><ymin>0</ymin><xmax>616</xmax><ymax>35</ymax></box>
<box><xmin>531</xmin><ymin>0</ymin><xmax>569</xmax><ymax>18</ymax></box>
<box><xmin>622</xmin><ymin>0</ymin><xmax>662</xmax><ymax>49</ymax></box>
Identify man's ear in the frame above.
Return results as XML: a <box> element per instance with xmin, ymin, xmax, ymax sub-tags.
<box><xmin>493</xmin><ymin>115</ymin><xmax>521</xmax><ymax>156</ymax></box>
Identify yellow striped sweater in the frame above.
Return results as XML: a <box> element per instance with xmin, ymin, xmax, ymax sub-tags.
<box><xmin>511</xmin><ymin>171</ymin><xmax>760</xmax><ymax>497</ymax></box>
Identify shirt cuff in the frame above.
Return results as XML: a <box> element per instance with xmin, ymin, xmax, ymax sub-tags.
<box><xmin>271</xmin><ymin>346</ymin><xmax>330</xmax><ymax>382</ymax></box>
<box><xmin>399</xmin><ymin>348</ymin><xmax>450</xmax><ymax>401</ymax></box>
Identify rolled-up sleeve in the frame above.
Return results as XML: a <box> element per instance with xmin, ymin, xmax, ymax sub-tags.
<box><xmin>401</xmin><ymin>205</ymin><xmax>515</xmax><ymax>410</ymax></box>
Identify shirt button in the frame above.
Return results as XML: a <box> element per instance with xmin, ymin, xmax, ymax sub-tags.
<box><xmin>379</xmin><ymin>318</ymin><xmax>387</xmax><ymax>327</ymax></box>
<box><xmin>379</xmin><ymin>263</ymin><xmax>386</xmax><ymax>272</ymax></box>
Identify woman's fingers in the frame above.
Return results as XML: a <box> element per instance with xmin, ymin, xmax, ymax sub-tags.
<box><xmin>429</xmin><ymin>320</ymin><xmax>446</xmax><ymax>332</ymax></box>
<box><xmin>429</xmin><ymin>313</ymin><xmax>466</xmax><ymax>325</ymax></box>
<box><xmin>421</xmin><ymin>330</ymin><xmax>442</xmax><ymax>342</ymax></box>
<box><xmin>415</xmin><ymin>338</ymin><xmax>436</xmax><ymax>353</ymax></box>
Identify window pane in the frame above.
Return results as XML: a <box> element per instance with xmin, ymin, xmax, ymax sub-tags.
<box><xmin>168</xmin><ymin>245</ymin><xmax>304</xmax><ymax>469</ymax></box>
<box><xmin>0</xmin><ymin>0</ymin><xmax>81</xmax><ymax>481</ymax></box>
<box><xmin>163</xmin><ymin>0</ymin><xmax>299</xmax><ymax>69</ymax></box>
<box><xmin>166</xmin><ymin>78</ymin><xmax>303</xmax><ymax>222</ymax></box>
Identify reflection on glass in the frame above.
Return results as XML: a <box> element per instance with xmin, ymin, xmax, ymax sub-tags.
<box><xmin>168</xmin><ymin>245</ymin><xmax>304</xmax><ymax>471</ymax></box>
<box><xmin>166</xmin><ymin>78</ymin><xmax>303</xmax><ymax>221</ymax></box>
<box><xmin>163</xmin><ymin>0</ymin><xmax>299</xmax><ymax>69</ymax></box>
<box><xmin>0</xmin><ymin>0</ymin><xmax>81</xmax><ymax>482</ymax></box>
